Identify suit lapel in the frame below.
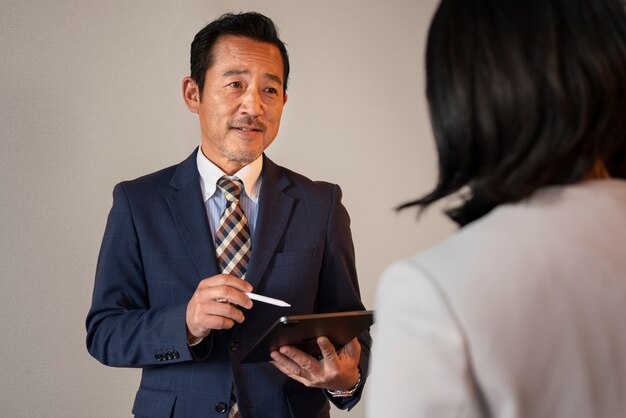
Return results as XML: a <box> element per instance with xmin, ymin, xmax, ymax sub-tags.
<box><xmin>245</xmin><ymin>156</ymin><xmax>294</xmax><ymax>291</ymax></box>
<box><xmin>166</xmin><ymin>149</ymin><xmax>220</xmax><ymax>280</ymax></box>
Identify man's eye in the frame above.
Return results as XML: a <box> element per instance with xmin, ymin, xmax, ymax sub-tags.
<box><xmin>265</xmin><ymin>87</ymin><xmax>278</xmax><ymax>95</ymax></box>
<box><xmin>228</xmin><ymin>81</ymin><xmax>242</xmax><ymax>88</ymax></box>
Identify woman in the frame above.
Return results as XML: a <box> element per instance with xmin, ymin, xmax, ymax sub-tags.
<box><xmin>367</xmin><ymin>0</ymin><xmax>626</xmax><ymax>417</ymax></box>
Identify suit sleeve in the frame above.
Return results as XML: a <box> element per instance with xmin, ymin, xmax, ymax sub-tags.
<box><xmin>85</xmin><ymin>183</ymin><xmax>197</xmax><ymax>367</ymax></box>
<box><xmin>366</xmin><ymin>260</ymin><xmax>484</xmax><ymax>417</ymax></box>
<box><xmin>317</xmin><ymin>184</ymin><xmax>372</xmax><ymax>410</ymax></box>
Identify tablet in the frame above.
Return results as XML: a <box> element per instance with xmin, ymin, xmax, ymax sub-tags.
<box><xmin>240</xmin><ymin>310</ymin><xmax>374</xmax><ymax>363</ymax></box>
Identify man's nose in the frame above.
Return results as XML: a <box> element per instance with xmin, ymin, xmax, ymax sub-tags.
<box><xmin>239</xmin><ymin>88</ymin><xmax>263</xmax><ymax>116</ymax></box>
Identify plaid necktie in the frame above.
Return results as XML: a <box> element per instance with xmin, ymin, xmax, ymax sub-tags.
<box><xmin>215</xmin><ymin>177</ymin><xmax>250</xmax><ymax>418</ymax></box>
<box><xmin>215</xmin><ymin>177</ymin><xmax>251</xmax><ymax>278</ymax></box>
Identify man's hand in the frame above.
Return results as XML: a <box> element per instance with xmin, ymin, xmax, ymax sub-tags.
<box><xmin>186</xmin><ymin>274</ymin><xmax>254</xmax><ymax>340</ymax></box>
<box><xmin>270</xmin><ymin>337</ymin><xmax>361</xmax><ymax>391</ymax></box>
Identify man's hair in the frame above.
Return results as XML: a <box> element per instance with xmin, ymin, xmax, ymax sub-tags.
<box><xmin>401</xmin><ymin>0</ymin><xmax>626</xmax><ymax>225</ymax></box>
<box><xmin>190</xmin><ymin>12</ymin><xmax>290</xmax><ymax>95</ymax></box>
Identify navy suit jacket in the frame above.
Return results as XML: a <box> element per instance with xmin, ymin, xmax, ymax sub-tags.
<box><xmin>86</xmin><ymin>150</ymin><xmax>371</xmax><ymax>418</ymax></box>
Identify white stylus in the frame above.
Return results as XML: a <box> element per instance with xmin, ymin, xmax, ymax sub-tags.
<box><xmin>245</xmin><ymin>292</ymin><xmax>291</xmax><ymax>307</ymax></box>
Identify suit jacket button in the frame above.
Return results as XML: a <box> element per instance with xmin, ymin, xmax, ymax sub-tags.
<box><xmin>166</xmin><ymin>352</ymin><xmax>174</xmax><ymax>360</ymax></box>
<box><xmin>230</xmin><ymin>338</ymin><xmax>239</xmax><ymax>351</ymax></box>
<box><xmin>215</xmin><ymin>402</ymin><xmax>228</xmax><ymax>413</ymax></box>
<box><xmin>154</xmin><ymin>353</ymin><xmax>162</xmax><ymax>361</ymax></box>
<box><xmin>173</xmin><ymin>350</ymin><xmax>180</xmax><ymax>359</ymax></box>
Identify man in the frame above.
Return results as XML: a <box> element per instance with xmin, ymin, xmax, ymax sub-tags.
<box><xmin>86</xmin><ymin>11</ymin><xmax>370</xmax><ymax>418</ymax></box>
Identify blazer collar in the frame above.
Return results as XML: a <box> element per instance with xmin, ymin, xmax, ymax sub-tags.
<box><xmin>167</xmin><ymin>148</ymin><xmax>221</xmax><ymax>280</ymax></box>
<box><xmin>244</xmin><ymin>155</ymin><xmax>294</xmax><ymax>291</ymax></box>
<box><xmin>169</xmin><ymin>147</ymin><xmax>200</xmax><ymax>191</ymax></box>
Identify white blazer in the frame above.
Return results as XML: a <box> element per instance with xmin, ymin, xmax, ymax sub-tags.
<box><xmin>367</xmin><ymin>179</ymin><xmax>626</xmax><ymax>418</ymax></box>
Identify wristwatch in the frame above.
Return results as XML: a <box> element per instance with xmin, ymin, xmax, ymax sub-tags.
<box><xmin>326</xmin><ymin>368</ymin><xmax>362</xmax><ymax>398</ymax></box>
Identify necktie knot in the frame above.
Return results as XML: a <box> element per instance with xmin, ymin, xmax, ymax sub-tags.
<box><xmin>218</xmin><ymin>177</ymin><xmax>243</xmax><ymax>203</ymax></box>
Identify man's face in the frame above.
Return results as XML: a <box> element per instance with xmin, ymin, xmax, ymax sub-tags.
<box><xmin>184</xmin><ymin>35</ymin><xmax>288</xmax><ymax>174</ymax></box>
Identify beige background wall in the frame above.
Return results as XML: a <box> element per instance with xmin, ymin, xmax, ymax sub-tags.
<box><xmin>0</xmin><ymin>1</ymin><xmax>454</xmax><ymax>416</ymax></box>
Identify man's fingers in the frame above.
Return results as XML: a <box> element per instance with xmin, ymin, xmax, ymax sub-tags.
<box><xmin>276</xmin><ymin>347</ymin><xmax>321</xmax><ymax>374</ymax></box>
<box><xmin>186</xmin><ymin>289</ymin><xmax>250</xmax><ymax>338</ymax></box>
<box><xmin>196</xmin><ymin>283</ymin><xmax>253</xmax><ymax>310</ymax></box>
<box><xmin>190</xmin><ymin>303</ymin><xmax>243</xmax><ymax>332</ymax></box>
<box><xmin>205</xmin><ymin>300</ymin><xmax>246</xmax><ymax>322</ymax></box>
<box><xmin>270</xmin><ymin>339</ymin><xmax>362</xmax><ymax>391</ymax></box>
<box><xmin>199</xmin><ymin>274</ymin><xmax>254</xmax><ymax>293</ymax></box>
<box><xmin>282</xmin><ymin>349</ymin><xmax>316</xmax><ymax>372</ymax></box>
<box><xmin>195</xmin><ymin>274</ymin><xmax>254</xmax><ymax>307</ymax></box>
<box><xmin>300</xmin><ymin>358</ymin><xmax>314</xmax><ymax>372</ymax></box>
<box><xmin>271</xmin><ymin>352</ymin><xmax>304</xmax><ymax>377</ymax></box>
<box><xmin>216</xmin><ymin>287</ymin><xmax>253</xmax><ymax>309</ymax></box>
<box><xmin>316</xmin><ymin>336</ymin><xmax>337</xmax><ymax>360</ymax></box>
<box><xmin>269</xmin><ymin>356</ymin><xmax>310</xmax><ymax>386</ymax></box>
<box><xmin>186</xmin><ymin>301</ymin><xmax>245</xmax><ymax>337</ymax></box>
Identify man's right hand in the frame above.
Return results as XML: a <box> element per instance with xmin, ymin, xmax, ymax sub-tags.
<box><xmin>186</xmin><ymin>274</ymin><xmax>254</xmax><ymax>341</ymax></box>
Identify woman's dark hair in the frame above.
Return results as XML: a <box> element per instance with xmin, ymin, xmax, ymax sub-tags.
<box><xmin>400</xmin><ymin>0</ymin><xmax>626</xmax><ymax>226</ymax></box>
<box><xmin>190</xmin><ymin>12</ymin><xmax>290</xmax><ymax>95</ymax></box>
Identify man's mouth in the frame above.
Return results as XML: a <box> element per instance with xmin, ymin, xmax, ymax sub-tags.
<box><xmin>229</xmin><ymin>118</ymin><xmax>266</xmax><ymax>133</ymax></box>
<box><xmin>232</xmin><ymin>126</ymin><xmax>264</xmax><ymax>132</ymax></box>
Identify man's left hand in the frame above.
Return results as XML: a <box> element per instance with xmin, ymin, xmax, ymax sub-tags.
<box><xmin>270</xmin><ymin>337</ymin><xmax>361</xmax><ymax>391</ymax></box>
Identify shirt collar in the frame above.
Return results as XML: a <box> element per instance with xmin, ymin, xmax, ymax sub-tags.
<box><xmin>196</xmin><ymin>146</ymin><xmax>263</xmax><ymax>203</ymax></box>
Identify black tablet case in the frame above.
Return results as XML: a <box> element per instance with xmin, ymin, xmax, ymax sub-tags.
<box><xmin>240</xmin><ymin>310</ymin><xmax>374</xmax><ymax>363</ymax></box>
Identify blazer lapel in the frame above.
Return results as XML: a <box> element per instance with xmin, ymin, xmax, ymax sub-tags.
<box><xmin>166</xmin><ymin>149</ymin><xmax>220</xmax><ymax>280</ymax></box>
<box><xmin>245</xmin><ymin>156</ymin><xmax>294</xmax><ymax>291</ymax></box>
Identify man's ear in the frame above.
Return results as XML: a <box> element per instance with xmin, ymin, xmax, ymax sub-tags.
<box><xmin>283</xmin><ymin>91</ymin><xmax>288</xmax><ymax>106</ymax></box>
<box><xmin>182</xmin><ymin>76</ymin><xmax>200</xmax><ymax>113</ymax></box>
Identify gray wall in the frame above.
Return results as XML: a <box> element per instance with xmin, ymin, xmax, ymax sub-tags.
<box><xmin>0</xmin><ymin>1</ymin><xmax>454</xmax><ymax>416</ymax></box>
